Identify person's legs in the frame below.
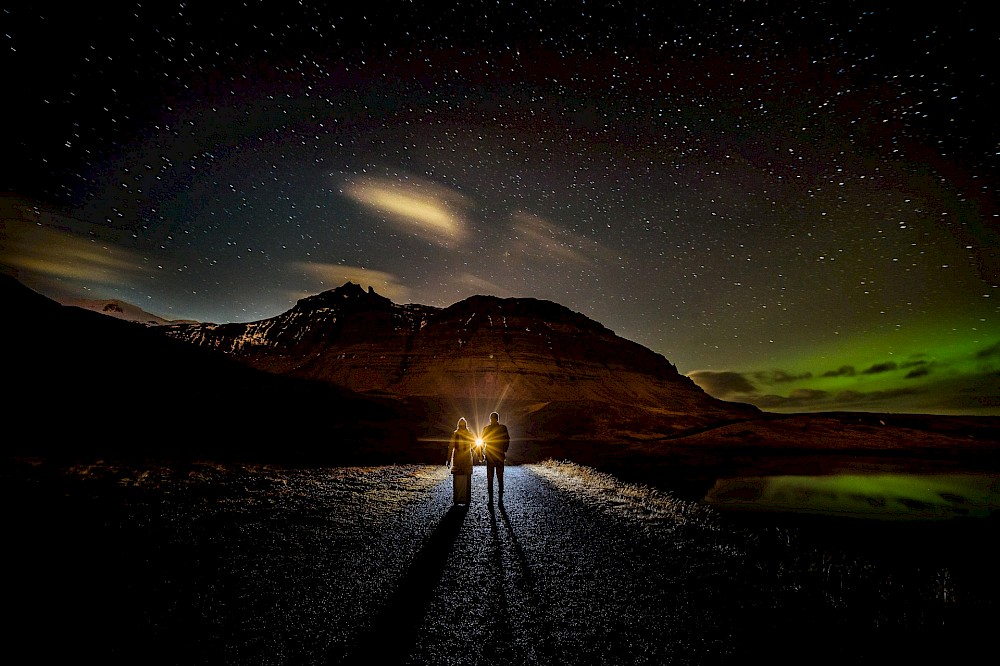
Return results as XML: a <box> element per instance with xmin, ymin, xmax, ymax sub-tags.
<box><xmin>496</xmin><ymin>462</ymin><xmax>505</xmax><ymax>500</ymax></box>
<box><xmin>486</xmin><ymin>459</ymin><xmax>496</xmax><ymax>500</ymax></box>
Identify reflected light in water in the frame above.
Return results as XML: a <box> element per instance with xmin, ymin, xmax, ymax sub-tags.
<box><xmin>704</xmin><ymin>474</ymin><xmax>1000</xmax><ymax>520</ymax></box>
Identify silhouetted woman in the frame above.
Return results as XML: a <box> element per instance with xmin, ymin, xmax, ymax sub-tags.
<box><xmin>446</xmin><ymin>417</ymin><xmax>475</xmax><ymax>505</ymax></box>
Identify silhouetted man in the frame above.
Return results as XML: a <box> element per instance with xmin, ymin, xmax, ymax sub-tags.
<box><xmin>480</xmin><ymin>411</ymin><xmax>510</xmax><ymax>503</ymax></box>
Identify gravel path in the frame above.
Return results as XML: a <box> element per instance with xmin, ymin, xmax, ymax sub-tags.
<box><xmin>5</xmin><ymin>460</ymin><xmax>996</xmax><ymax>665</ymax></box>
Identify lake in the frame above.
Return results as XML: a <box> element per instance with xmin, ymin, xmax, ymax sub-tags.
<box><xmin>703</xmin><ymin>472</ymin><xmax>1000</xmax><ymax>521</ymax></box>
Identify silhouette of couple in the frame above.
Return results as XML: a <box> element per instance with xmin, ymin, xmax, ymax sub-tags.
<box><xmin>446</xmin><ymin>412</ymin><xmax>510</xmax><ymax>506</ymax></box>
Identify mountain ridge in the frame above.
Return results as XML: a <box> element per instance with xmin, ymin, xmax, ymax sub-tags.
<box><xmin>161</xmin><ymin>281</ymin><xmax>693</xmax><ymax>389</ymax></box>
<box><xmin>0</xmin><ymin>274</ymin><xmax>416</xmax><ymax>463</ymax></box>
<box><xmin>159</xmin><ymin>282</ymin><xmax>761</xmax><ymax>448</ymax></box>
<box><xmin>3</xmin><ymin>274</ymin><xmax>998</xmax><ymax>489</ymax></box>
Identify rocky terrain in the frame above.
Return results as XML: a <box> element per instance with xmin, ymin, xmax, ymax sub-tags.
<box><xmin>160</xmin><ymin>282</ymin><xmax>701</xmax><ymax>405</ymax></box>
<box><xmin>159</xmin><ymin>281</ymin><xmax>761</xmax><ymax>447</ymax></box>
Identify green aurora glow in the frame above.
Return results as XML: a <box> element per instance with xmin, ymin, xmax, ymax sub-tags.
<box><xmin>689</xmin><ymin>319</ymin><xmax>998</xmax><ymax>415</ymax></box>
<box><xmin>706</xmin><ymin>473</ymin><xmax>1000</xmax><ymax>519</ymax></box>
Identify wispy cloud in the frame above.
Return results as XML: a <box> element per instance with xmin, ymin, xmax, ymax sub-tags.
<box><xmin>751</xmin><ymin>387</ymin><xmax>923</xmax><ymax>411</ymax></box>
<box><xmin>687</xmin><ymin>370</ymin><xmax>757</xmax><ymax>399</ymax></box>
<box><xmin>822</xmin><ymin>365</ymin><xmax>856</xmax><ymax>378</ymax></box>
<box><xmin>453</xmin><ymin>273</ymin><xmax>517</xmax><ymax>298</ymax></box>
<box><xmin>905</xmin><ymin>366</ymin><xmax>932</xmax><ymax>379</ymax></box>
<box><xmin>752</xmin><ymin>369</ymin><xmax>814</xmax><ymax>385</ymax></box>
<box><xmin>976</xmin><ymin>341</ymin><xmax>1000</xmax><ymax>360</ymax></box>
<box><xmin>341</xmin><ymin>176</ymin><xmax>471</xmax><ymax>247</ymax></box>
<box><xmin>0</xmin><ymin>200</ymin><xmax>146</xmax><ymax>298</ymax></box>
<box><xmin>508</xmin><ymin>212</ymin><xmax>614</xmax><ymax>265</ymax></box>
<box><xmin>862</xmin><ymin>361</ymin><xmax>898</xmax><ymax>375</ymax></box>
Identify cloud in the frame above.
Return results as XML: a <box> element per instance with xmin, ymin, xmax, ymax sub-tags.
<box><xmin>751</xmin><ymin>386</ymin><xmax>926</xmax><ymax>411</ymax></box>
<box><xmin>507</xmin><ymin>212</ymin><xmax>615</xmax><ymax>266</ymax></box>
<box><xmin>862</xmin><ymin>361</ymin><xmax>899</xmax><ymax>375</ymax></box>
<box><xmin>975</xmin><ymin>340</ymin><xmax>1000</xmax><ymax>360</ymax></box>
<box><xmin>919</xmin><ymin>372</ymin><xmax>1000</xmax><ymax>412</ymax></box>
<box><xmin>714</xmin><ymin>371</ymin><xmax>997</xmax><ymax>415</ymax></box>
<box><xmin>687</xmin><ymin>370</ymin><xmax>757</xmax><ymax>398</ymax></box>
<box><xmin>752</xmin><ymin>388</ymin><xmax>831</xmax><ymax>410</ymax></box>
<box><xmin>752</xmin><ymin>369</ymin><xmax>813</xmax><ymax>385</ymax></box>
<box><xmin>341</xmin><ymin>176</ymin><xmax>471</xmax><ymax>247</ymax></box>
<box><xmin>790</xmin><ymin>388</ymin><xmax>831</xmax><ymax>401</ymax></box>
<box><xmin>831</xmin><ymin>387</ymin><xmax>924</xmax><ymax>406</ymax></box>
<box><xmin>293</xmin><ymin>262</ymin><xmax>410</xmax><ymax>303</ymax></box>
<box><xmin>690</xmin><ymin>367</ymin><xmax>816</xmax><ymax>401</ymax></box>
<box><xmin>692</xmin><ymin>341</ymin><xmax>1000</xmax><ymax>415</ymax></box>
<box><xmin>0</xmin><ymin>199</ymin><xmax>147</xmax><ymax>298</ymax></box>
<box><xmin>822</xmin><ymin>365</ymin><xmax>856</xmax><ymax>378</ymax></box>
<box><xmin>453</xmin><ymin>273</ymin><xmax>518</xmax><ymax>298</ymax></box>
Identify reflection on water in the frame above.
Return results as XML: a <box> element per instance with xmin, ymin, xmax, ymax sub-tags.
<box><xmin>704</xmin><ymin>473</ymin><xmax>1000</xmax><ymax>520</ymax></box>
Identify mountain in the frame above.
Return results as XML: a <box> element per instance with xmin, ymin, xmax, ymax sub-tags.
<box><xmin>5</xmin><ymin>275</ymin><xmax>997</xmax><ymax>486</ymax></box>
<box><xmin>0</xmin><ymin>275</ymin><xmax>417</xmax><ymax>463</ymax></box>
<box><xmin>160</xmin><ymin>282</ymin><xmax>762</xmax><ymax>457</ymax></box>
<box><xmin>57</xmin><ymin>297</ymin><xmax>198</xmax><ymax>326</ymax></box>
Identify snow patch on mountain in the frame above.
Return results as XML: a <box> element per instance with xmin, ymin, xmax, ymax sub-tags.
<box><xmin>59</xmin><ymin>298</ymin><xmax>198</xmax><ymax>326</ymax></box>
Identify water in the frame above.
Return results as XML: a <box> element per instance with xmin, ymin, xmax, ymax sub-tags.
<box><xmin>703</xmin><ymin>472</ymin><xmax>1000</xmax><ymax>521</ymax></box>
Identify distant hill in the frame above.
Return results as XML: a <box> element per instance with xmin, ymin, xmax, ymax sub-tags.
<box><xmin>57</xmin><ymin>297</ymin><xmax>198</xmax><ymax>326</ymax></box>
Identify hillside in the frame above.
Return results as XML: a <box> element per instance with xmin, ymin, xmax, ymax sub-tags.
<box><xmin>160</xmin><ymin>282</ymin><xmax>762</xmax><ymax>448</ymax></box>
<box><xmin>0</xmin><ymin>275</ymin><xmax>415</xmax><ymax>463</ymax></box>
<box><xmin>5</xmin><ymin>274</ymin><xmax>998</xmax><ymax>485</ymax></box>
<box><xmin>58</xmin><ymin>297</ymin><xmax>198</xmax><ymax>326</ymax></box>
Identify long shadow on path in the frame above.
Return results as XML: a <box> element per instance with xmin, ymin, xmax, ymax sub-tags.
<box><xmin>496</xmin><ymin>502</ymin><xmax>555</xmax><ymax>663</ymax></box>
<box><xmin>334</xmin><ymin>504</ymin><xmax>468</xmax><ymax>664</ymax></box>
<box><xmin>481</xmin><ymin>502</ymin><xmax>513</xmax><ymax>662</ymax></box>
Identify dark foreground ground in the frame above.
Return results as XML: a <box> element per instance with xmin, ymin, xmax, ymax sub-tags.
<box><xmin>4</xmin><ymin>457</ymin><xmax>998</xmax><ymax>665</ymax></box>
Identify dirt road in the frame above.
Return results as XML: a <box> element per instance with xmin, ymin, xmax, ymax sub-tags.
<box><xmin>6</xmin><ymin>460</ymin><xmax>996</xmax><ymax>665</ymax></box>
<box><xmin>341</xmin><ymin>465</ymin><xmax>730</xmax><ymax>665</ymax></box>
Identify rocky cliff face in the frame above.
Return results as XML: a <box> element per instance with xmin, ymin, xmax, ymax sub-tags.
<box><xmin>161</xmin><ymin>283</ymin><xmax>759</xmax><ymax>446</ymax></box>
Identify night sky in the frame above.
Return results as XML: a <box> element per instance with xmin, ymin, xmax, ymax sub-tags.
<box><xmin>3</xmin><ymin>2</ymin><xmax>998</xmax><ymax>415</ymax></box>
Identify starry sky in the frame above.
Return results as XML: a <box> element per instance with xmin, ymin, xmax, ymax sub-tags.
<box><xmin>3</xmin><ymin>2</ymin><xmax>998</xmax><ymax>415</ymax></box>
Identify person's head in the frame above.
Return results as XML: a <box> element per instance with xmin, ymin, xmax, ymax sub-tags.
<box><xmin>489</xmin><ymin>412</ymin><xmax>500</xmax><ymax>424</ymax></box>
<box><xmin>457</xmin><ymin>417</ymin><xmax>468</xmax><ymax>430</ymax></box>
